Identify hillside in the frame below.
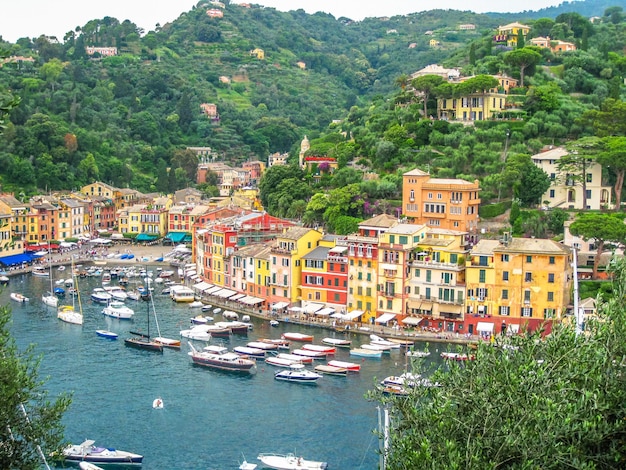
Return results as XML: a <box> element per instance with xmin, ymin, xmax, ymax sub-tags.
<box><xmin>0</xmin><ymin>0</ymin><xmax>623</xmax><ymax>196</ymax></box>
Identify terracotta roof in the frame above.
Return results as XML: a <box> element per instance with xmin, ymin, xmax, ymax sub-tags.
<box><xmin>495</xmin><ymin>238</ymin><xmax>570</xmax><ymax>255</ymax></box>
<box><xmin>359</xmin><ymin>214</ymin><xmax>398</xmax><ymax>228</ymax></box>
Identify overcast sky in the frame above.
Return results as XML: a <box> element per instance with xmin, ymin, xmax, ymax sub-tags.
<box><xmin>2</xmin><ymin>0</ymin><xmax>565</xmax><ymax>43</ymax></box>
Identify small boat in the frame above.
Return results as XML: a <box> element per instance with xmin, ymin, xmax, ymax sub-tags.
<box><xmin>282</xmin><ymin>332</ymin><xmax>313</xmax><ymax>342</ymax></box>
<box><xmin>79</xmin><ymin>462</ymin><xmax>104</xmax><ymax>470</ymax></box>
<box><xmin>32</xmin><ymin>266</ymin><xmax>49</xmax><ymax>277</ymax></box>
<box><xmin>152</xmin><ymin>397</ymin><xmax>164</xmax><ymax>409</ymax></box>
<box><xmin>102</xmin><ymin>301</ymin><xmax>135</xmax><ymax>320</ymax></box>
<box><xmin>406</xmin><ymin>350</ymin><xmax>431</xmax><ymax>358</ymax></box>
<box><xmin>126</xmin><ymin>290</ymin><xmax>141</xmax><ymax>301</ymax></box>
<box><xmin>381</xmin><ymin>372</ymin><xmax>439</xmax><ymax>388</ymax></box>
<box><xmin>257</xmin><ymin>453</ymin><xmax>327</xmax><ymax>469</ymax></box>
<box><xmin>58</xmin><ymin>305</ymin><xmax>83</xmax><ymax>325</ymax></box>
<box><xmin>0</xmin><ymin>275</ymin><xmax>9</xmax><ymax>285</ymax></box>
<box><xmin>315</xmin><ymin>364</ymin><xmax>348</xmax><ymax>376</ymax></box>
<box><xmin>265</xmin><ymin>356</ymin><xmax>302</xmax><ymax>368</ymax></box>
<box><xmin>191</xmin><ymin>315</ymin><xmax>213</xmax><ymax>325</ymax></box>
<box><xmin>321</xmin><ymin>337</ymin><xmax>351</xmax><ymax>348</ymax></box>
<box><xmin>270</xmin><ymin>320</ymin><xmax>279</xmax><ymax>327</ymax></box>
<box><xmin>302</xmin><ymin>344</ymin><xmax>336</xmax><ymax>355</ymax></box>
<box><xmin>259</xmin><ymin>338</ymin><xmax>291</xmax><ymax>349</ymax></box>
<box><xmin>189</xmin><ymin>301</ymin><xmax>204</xmax><ymax>309</ymax></box>
<box><xmin>10</xmin><ymin>292</ymin><xmax>29</xmax><ymax>303</ymax></box>
<box><xmin>188</xmin><ymin>342</ymin><xmax>256</xmax><ymax>372</ymax></box>
<box><xmin>369</xmin><ymin>334</ymin><xmax>401</xmax><ymax>349</ymax></box>
<box><xmin>350</xmin><ymin>348</ymin><xmax>382</xmax><ymax>358</ymax></box>
<box><xmin>361</xmin><ymin>343</ymin><xmax>393</xmax><ymax>353</ymax></box>
<box><xmin>54</xmin><ymin>287</ymin><xmax>65</xmax><ymax>296</ymax></box>
<box><xmin>216</xmin><ymin>321</ymin><xmax>251</xmax><ymax>335</ymax></box>
<box><xmin>180</xmin><ymin>325</ymin><xmax>213</xmax><ymax>342</ymax></box>
<box><xmin>91</xmin><ymin>288</ymin><xmax>112</xmax><ymax>304</ymax></box>
<box><xmin>247</xmin><ymin>341</ymin><xmax>278</xmax><ymax>351</ymax></box>
<box><xmin>62</xmin><ymin>440</ymin><xmax>143</xmax><ymax>464</ymax></box>
<box><xmin>57</xmin><ymin>265</ymin><xmax>66</xmax><ymax>271</ymax></box>
<box><xmin>277</xmin><ymin>353</ymin><xmax>313</xmax><ymax>364</ymax></box>
<box><xmin>327</xmin><ymin>360</ymin><xmax>360</xmax><ymax>372</ymax></box>
<box><xmin>233</xmin><ymin>346</ymin><xmax>266</xmax><ymax>359</ymax></box>
<box><xmin>292</xmin><ymin>349</ymin><xmax>327</xmax><ymax>360</ymax></box>
<box><xmin>274</xmin><ymin>364</ymin><xmax>322</xmax><ymax>384</ymax></box>
<box><xmin>223</xmin><ymin>310</ymin><xmax>239</xmax><ymax>320</ymax></box>
<box><xmin>96</xmin><ymin>330</ymin><xmax>118</xmax><ymax>340</ymax></box>
<box><xmin>201</xmin><ymin>304</ymin><xmax>213</xmax><ymax>312</ymax></box>
<box><xmin>441</xmin><ymin>352</ymin><xmax>475</xmax><ymax>361</ymax></box>
<box><xmin>154</xmin><ymin>336</ymin><xmax>181</xmax><ymax>349</ymax></box>
<box><xmin>239</xmin><ymin>459</ymin><xmax>258</xmax><ymax>470</ymax></box>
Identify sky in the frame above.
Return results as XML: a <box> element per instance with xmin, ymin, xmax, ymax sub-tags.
<box><xmin>1</xmin><ymin>0</ymin><xmax>565</xmax><ymax>43</ymax></box>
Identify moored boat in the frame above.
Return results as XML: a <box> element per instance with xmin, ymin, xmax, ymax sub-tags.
<box><xmin>277</xmin><ymin>353</ymin><xmax>313</xmax><ymax>364</ymax></box>
<box><xmin>247</xmin><ymin>341</ymin><xmax>278</xmax><ymax>351</ymax></box>
<box><xmin>274</xmin><ymin>364</ymin><xmax>322</xmax><ymax>384</ymax></box>
<box><xmin>188</xmin><ymin>342</ymin><xmax>256</xmax><ymax>372</ymax></box>
<box><xmin>302</xmin><ymin>344</ymin><xmax>336</xmax><ymax>355</ymax></box>
<box><xmin>154</xmin><ymin>336</ymin><xmax>181</xmax><ymax>349</ymax></box>
<box><xmin>265</xmin><ymin>356</ymin><xmax>302</xmax><ymax>368</ymax></box>
<box><xmin>258</xmin><ymin>338</ymin><xmax>291</xmax><ymax>349</ymax></box>
<box><xmin>327</xmin><ymin>360</ymin><xmax>360</xmax><ymax>372</ymax></box>
<box><xmin>180</xmin><ymin>325</ymin><xmax>213</xmax><ymax>342</ymax></box>
<box><xmin>191</xmin><ymin>314</ymin><xmax>213</xmax><ymax>325</ymax></box>
<box><xmin>282</xmin><ymin>332</ymin><xmax>314</xmax><ymax>342</ymax></box>
<box><xmin>361</xmin><ymin>343</ymin><xmax>393</xmax><ymax>353</ymax></box>
<box><xmin>441</xmin><ymin>351</ymin><xmax>475</xmax><ymax>361</ymax></box>
<box><xmin>406</xmin><ymin>350</ymin><xmax>431</xmax><ymax>358</ymax></box>
<box><xmin>314</xmin><ymin>364</ymin><xmax>348</xmax><ymax>376</ymax></box>
<box><xmin>292</xmin><ymin>348</ymin><xmax>327</xmax><ymax>360</ymax></box>
<box><xmin>10</xmin><ymin>292</ymin><xmax>29</xmax><ymax>303</ymax></box>
<box><xmin>369</xmin><ymin>334</ymin><xmax>401</xmax><ymax>349</ymax></box>
<box><xmin>257</xmin><ymin>453</ymin><xmax>327</xmax><ymax>470</ymax></box>
<box><xmin>321</xmin><ymin>337</ymin><xmax>351</xmax><ymax>348</ymax></box>
<box><xmin>96</xmin><ymin>330</ymin><xmax>118</xmax><ymax>340</ymax></box>
<box><xmin>62</xmin><ymin>440</ymin><xmax>143</xmax><ymax>465</ymax></box>
<box><xmin>102</xmin><ymin>301</ymin><xmax>135</xmax><ymax>320</ymax></box>
<box><xmin>91</xmin><ymin>288</ymin><xmax>112</xmax><ymax>304</ymax></box>
<box><xmin>233</xmin><ymin>346</ymin><xmax>266</xmax><ymax>359</ymax></box>
<box><xmin>350</xmin><ymin>348</ymin><xmax>382</xmax><ymax>358</ymax></box>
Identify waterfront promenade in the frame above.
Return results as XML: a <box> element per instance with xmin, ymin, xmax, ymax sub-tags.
<box><xmin>2</xmin><ymin>242</ymin><xmax>480</xmax><ymax>347</ymax></box>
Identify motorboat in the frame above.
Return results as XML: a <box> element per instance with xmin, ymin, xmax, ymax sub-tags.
<box><xmin>103</xmin><ymin>285</ymin><xmax>128</xmax><ymax>301</ymax></box>
<box><xmin>361</xmin><ymin>343</ymin><xmax>393</xmax><ymax>353</ymax></box>
<box><xmin>188</xmin><ymin>342</ymin><xmax>256</xmax><ymax>372</ymax></box>
<box><xmin>270</xmin><ymin>320</ymin><xmax>279</xmax><ymax>327</ymax></box>
<box><xmin>349</xmin><ymin>348</ymin><xmax>382</xmax><ymax>358</ymax></box>
<box><xmin>274</xmin><ymin>364</ymin><xmax>322</xmax><ymax>384</ymax></box>
<box><xmin>302</xmin><ymin>344</ymin><xmax>336</xmax><ymax>355</ymax></box>
<box><xmin>62</xmin><ymin>440</ymin><xmax>143</xmax><ymax>464</ymax></box>
<box><xmin>215</xmin><ymin>321</ymin><xmax>251</xmax><ymax>335</ymax></box>
<box><xmin>380</xmin><ymin>372</ymin><xmax>439</xmax><ymax>388</ymax></box>
<box><xmin>91</xmin><ymin>288</ymin><xmax>112</xmax><ymax>304</ymax></box>
<box><xmin>327</xmin><ymin>360</ymin><xmax>360</xmax><ymax>372</ymax></box>
<box><xmin>79</xmin><ymin>462</ymin><xmax>105</xmax><ymax>470</ymax></box>
<box><xmin>369</xmin><ymin>334</ymin><xmax>401</xmax><ymax>349</ymax></box>
<box><xmin>96</xmin><ymin>330</ymin><xmax>118</xmax><ymax>340</ymax></box>
<box><xmin>314</xmin><ymin>364</ymin><xmax>348</xmax><ymax>376</ymax></box>
<box><xmin>257</xmin><ymin>453</ymin><xmax>327</xmax><ymax>470</ymax></box>
<box><xmin>189</xmin><ymin>301</ymin><xmax>204</xmax><ymax>309</ymax></box>
<box><xmin>247</xmin><ymin>341</ymin><xmax>278</xmax><ymax>351</ymax></box>
<box><xmin>191</xmin><ymin>314</ymin><xmax>213</xmax><ymax>325</ymax></box>
<box><xmin>32</xmin><ymin>266</ymin><xmax>49</xmax><ymax>277</ymax></box>
<box><xmin>282</xmin><ymin>332</ymin><xmax>313</xmax><ymax>342</ymax></box>
<box><xmin>265</xmin><ymin>356</ymin><xmax>303</xmax><ymax>368</ymax></box>
<box><xmin>321</xmin><ymin>337</ymin><xmax>351</xmax><ymax>348</ymax></box>
<box><xmin>441</xmin><ymin>351</ymin><xmax>475</xmax><ymax>361</ymax></box>
<box><xmin>233</xmin><ymin>346</ymin><xmax>266</xmax><ymax>359</ymax></box>
<box><xmin>102</xmin><ymin>301</ymin><xmax>135</xmax><ymax>320</ymax></box>
<box><xmin>126</xmin><ymin>290</ymin><xmax>141</xmax><ymax>301</ymax></box>
<box><xmin>406</xmin><ymin>350</ymin><xmax>431</xmax><ymax>358</ymax></box>
<box><xmin>291</xmin><ymin>349</ymin><xmax>327</xmax><ymax>360</ymax></box>
<box><xmin>258</xmin><ymin>338</ymin><xmax>291</xmax><ymax>349</ymax></box>
<box><xmin>223</xmin><ymin>310</ymin><xmax>239</xmax><ymax>320</ymax></box>
<box><xmin>0</xmin><ymin>275</ymin><xmax>9</xmax><ymax>285</ymax></box>
<box><xmin>201</xmin><ymin>304</ymin><xmax>213</xmax><ymax>312</ymax></box>
<box><xmin>180</xmin><ymin>325</ymin><xmax>213</xmax><ymax>342</ymax></box>
<box><xmin>239</xmin><ymin>459</ymin><xmax>258</xmax><ymax>470</ymax></box>
<box><xmin>277</xmin><ymin>353</ymin><xmax>313</xmax><ymax>364</ymax></box>
<box><xmin>10</xmin><ymin>292</ymin><xmax>29</xmax><ymax>303</ymax></box>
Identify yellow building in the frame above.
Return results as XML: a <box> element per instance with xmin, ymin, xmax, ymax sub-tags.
<box><xmin>0</xmin><ymin>194</ymin><xmax>28</xmax><ymax>255</ymax></box>
<box><xmin>345</xmin><ymin>214</ymin><xmax>397</xmax><ymax>324</ymax></box>
<box><xmin>376</xmin><ymin>223</ymin><xmax>429</xmax><ymax>326</ymax></box>
<box><xmin>268</xmin><ymin>227</ymin><xmax>323</xmax><ymax>305</ymax></box>
<box><xmin>466</xmin><ymin>236</ymin><xmax>572</xmax><ymax>336</ymax></box>
<box><xmin>496</xmin><ymin>22</ymin><xmax>530</xmax><ymax>47</ymax></box>
<box><xmin>118</xmin><ymin>203</ymin><xmax>169</xmax><ymax>239</ymax></box>
<box><xmin>405</xmin><ymin>228</ymin><xmax>469</xmax><ymax>332</ymax></box>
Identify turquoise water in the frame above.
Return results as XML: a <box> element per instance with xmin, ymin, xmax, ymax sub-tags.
<box><xmin>3</xmin><ymin>272</ymin><xmax>444</xmax><ymax>469</ymax></box>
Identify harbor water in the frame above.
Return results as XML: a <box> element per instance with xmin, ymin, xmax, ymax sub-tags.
<box><xmin>3</xmin><ymin>271</ymin><xmax>446</xmax><ymax>469</ymax></box>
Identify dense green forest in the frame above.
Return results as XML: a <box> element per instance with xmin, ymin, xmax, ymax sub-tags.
<box><xmin>0</xmin><ymin>0</ymin><xmax>625</xmax><ymax>218</ymax></box>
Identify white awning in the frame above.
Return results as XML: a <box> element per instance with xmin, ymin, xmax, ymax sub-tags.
<box><xmin>375</xmin><ymin>313</ymin><xmax>396</xmax><ymax>324</ymax></box>
<box><xmin>402</xmin><ymin>316</ymin><xmax>423</xmax><ymax>326</ymax></box>
<box><xmin>343</xmin><ymin>310</ymin><xmax>363</xmax><ymax>321</ymax></box>
<box><xmin>303</xmin><ymin>303</ymin><xmax>324</xmax><ymax>314</ymax></box>
<box><xmin>229</xmin><ymin>293</ymin><xmax>246</xmax><ymax>301</ymax></box>
<box><xmin>330</xmin><ymin>312</ymin><xmax>345</xmax><ymax>319</ymax></box>
<box><xmin>194</xmin><ymin>281</ymin><xmax>211</xmax><ymax>291</ymax></box>
<box><xmin>315</xmin><ymin>307</ymin><xmax>335</xmax><ymax>316</ymax></box>
<box><xmin>205</xmin><ymin>286</ymin><xmax>223</xmax><ymax>295</ymax></box>
<box><xmin>288</xmin><ymin>306</ymin><xmax>302</xmax><ymax>312</ymax></box>
<box><xmin>329</xmin><ymin>246</ymin><xmax>348</xmax><ymax>253</ymax></box>
<box><xmin>380</xmin><ymin>263</ymin><xmax>398</xmax><ymax>271</ymax></box>
<box><xmin>242</xmin><ymin>296</ymin><xmax>264</xmax><ymax>305</ymax></box>
<box><xmin>272</xmin><ymin>301</ymin><xmax>289</xmax><ymax>310</ymax></box>
<box><xmin>216</xmin><ymin>289</ymin><xmax>237</xmax><ymax>298</ymax></box>
<box><xmin>477</xmin><ymin>322</ymin><xmax>494</xmax><ymax>333</ymax></box>
<box><xmin>190</xmin><ymin>275</ymin><xmax>201</xmax><ymax>282</ymax></box>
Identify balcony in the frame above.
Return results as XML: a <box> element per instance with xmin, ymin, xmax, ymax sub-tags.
<box><xmin>410</xmin><ymin>259</ymin><xmax>463</xmax><ymax>271</ymax></box>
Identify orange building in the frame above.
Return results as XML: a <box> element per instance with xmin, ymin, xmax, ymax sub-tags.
<box><xmin>402</xmin><ymin>169</ymin><xmax>480</xmax><ymax>238</ymax></box>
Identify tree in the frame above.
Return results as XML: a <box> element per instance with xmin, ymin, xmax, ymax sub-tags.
<box><xmin>410</xmin><ymin>75</ymin><xmax>444</xmax><ymax>119</ymax></box>
<box><xmin>517</xmin><ymin>163</ymin><xmax>551</xmax><ymax>207</ymax></box>
<box><xmin>504</xmin><ymin>47</ymin><xmax>542</xmax><ymax>87</ymax></box>
<box><xmin>598</xmin><ymin>136</ymin><xmax>626</xmax><ymax>210</ymax></box>
<box><xmin>559</xmin><ymin>137</ymin><xmax>601</xmax><ymax>210</ymax></box>
<box><xmin>376</xmin><ymin>258</ymin><xmax>626</xmax><ymax>468</ymax></box>
<box><xmin>0</xmin><ymin>305</ymin><xmax>71</xmax><ymax>469</ymax></box>
<box><xmin>570</xmin><ymin>212</ymin><xmax>626</xmax><ymax>279</ymax></box>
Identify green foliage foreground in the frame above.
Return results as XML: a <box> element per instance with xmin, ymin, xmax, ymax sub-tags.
<box><xmin>377</xmin><ymin>259</ymin><xmax>626</xmax><ymax>469</ymax></box>
<box><xmin>0</xmin><ymin>304</ymin><xmax>71</xmax><ymax>469</ymax></box>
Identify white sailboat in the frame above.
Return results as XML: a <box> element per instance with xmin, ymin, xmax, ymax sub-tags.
<box><xmin>58</xmin><ymin>260</ymin><xmax>83</xmax><ymax>325</ymax></box>
<box><xmin>151</xmin><ymin>284</ymin><xmax>180</xmax><ymax>349</ymax></box>
<box><xmin>42</xmin><ymin>255</ymin><xmax>58</xmax><ymax>307</ymax></box>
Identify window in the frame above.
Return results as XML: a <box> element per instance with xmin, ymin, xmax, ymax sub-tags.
<box><xmin>525</xmin><ymin>272</ymin><xmax>532</xmax><ymax>282</ymax></box>
<box><xmin>547</xmin><ymin>291</ymin><xmax>554</xmax><ymax>302</ymax></box>
<box><xmin>544</xmin><ymin>308</ymin><xmax>556</xmax><ymax>318</ymax></box>
<box><xmin>477</xmin><ymin>288</ymin><xmax>487</xmax><ymax>301</ymax></box>
<box><xmin>366</xmin><ymin>273</ymin><xmax>371</xmax><ymax>281</ymax></box>
<box><xmin>499</xmin><ymin>306</ymin><xmax>510</xmax><ymax>316</ymax></box>
<box><xmin>386</xmin><ymin>300</ymin><xmax>393</xmax><ymax>310</ymax></box>
<box><xmin>526</xmin><ymin>255</ymin><xmax>532</xmax><ymax>263</ymax></box>
<box><xmin>426</xmin><ymin>270</ymin><xmax>432</xmax><ymax>283</ymax></box>
<box><xmin>524</xmin><ymin>290</ymin><xmax>531</xmax><ymax>303</ymax></box>
<box><xmin>549</xmin><ymin>189</ymin><xmax>555</xmax><ymax>198</ymax></box>
<box><xmin>586</xmin><ymin>173</ymin><xmax>592</xmax><ymax>183</ymax></box>
<box><xmin>502</xmin><ymin>271</ymin><xmax>509</xmax><ymax>281</ymax></box>
<box><xmin>521</xmin><ymin>307</ymin><xmax>533</xmax><ymax>317</ymax></box>
<box><xmin>548</xmin><ymin>273</ymin><xmax>555</xmax><ymax>283</ymax></box>
<box><xmin>479</xmin><ymin>269</ymin><xmax>486</xmax><ymax>283</ymax></box>
<box><xmin>549</xmin><ymin>256</ymin><xmax>555</xmax><ymax>265</ymax></box>
<box><xmin>425</xmin><ymin>287</ymin><xmax>431</xmax><ymax>300</ymax></box>
<box><xmin>502</xmin><ymin>289</ymin><xmax>508</xmax><ymax>300</ymax></box>
<box><xmin>450</xmin><ymin>254</ymin><xmax>458</xmax><ymax>264</ymax></box>
<box><xmin>501</xmin><ymin>254</ymin><xmax>509</xmax><ymax>262</ymax></box>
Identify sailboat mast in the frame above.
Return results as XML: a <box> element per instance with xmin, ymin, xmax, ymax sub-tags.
<box><xmin>74</xmin><ymin>260</ymin><xmax>83</xmax><ymax>314</ymax></box>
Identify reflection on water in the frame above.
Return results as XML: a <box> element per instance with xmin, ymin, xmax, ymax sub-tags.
<box><xmin>3</xmin><ymin>272</ymin><xmax>444</xmax><ymax>469</ymax></box>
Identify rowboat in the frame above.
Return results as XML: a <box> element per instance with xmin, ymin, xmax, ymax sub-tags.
<box><xmin>282</xmin><ymin>332</ymin><xmax>313</xmax><ymax>342</ymax></box>
<box><xmin>10</xmin><ymin>292</ymin><xmax>29</xmax><ymax>303</ymax></box>
<box><xmin>321</xmin><ymin>337</ymin><xmax>351</xmax><ymax>348</ymax></box>
<box><xmin>292</xmin><ymin>348</ymin><xmax>327</xmax><ymax>359</ymax></box>
<box><xmin>265</xmin><ymin>356</ymin><xmax>302</xmax><ymax>368</ymax></box>
<box><xmin>302</xmin><ymin>344</ymin><xmax>336</xmax><ymax>355</ymax></box>
<box><xmin>327</xmin><ymin>360</ymin><xmax>360</xmax><ymax>372</ymax></box>
<box><xmin>276</xmin><ymin>353</ymin><xmax>313</xmax><ymax>364</ymax></box>
<box><xmin>314</xmin><ymin>364</ymin><xmax>348</xmax><ymax>376</ymax></box>
<box><xmin>350</xmin><ymin>348</ymin><xmax>382</xmax><ymax>358</ymax></box>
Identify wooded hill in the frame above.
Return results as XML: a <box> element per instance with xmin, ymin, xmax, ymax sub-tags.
<box><xmin>0</xmin><ymin>0</ymin><xmax>623</xmax><ymax>196</ymax></box>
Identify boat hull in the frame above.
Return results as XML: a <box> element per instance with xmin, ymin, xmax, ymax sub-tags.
<box><xmin>124</xmin><ymin>337</ymin><xmax>163</xmax><ymax>352</ymax></box>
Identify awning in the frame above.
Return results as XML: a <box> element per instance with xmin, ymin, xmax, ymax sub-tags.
<box><xmin>477</xmin><ymin>322</ymin><xmax>494</xmax><ymax>333</ymax></box>
<box><xmin>0</xmin><ymin>253</ymin><xmax>34</xmax><ymax>266</ymax></box>
<box><xmin>205</xmin><ymin>286</ymin><xmax>223</xmax><ymax>295</ymax></box>
<box><xmin>288</xmin><ymin>306</ymin><xmax>302</xmax><ymax>312</ymax></box>
<box><xmin>303</xmin><ymin>303</ymin><xmax>324</xmax><ymax>314</ymax></box>
<box><xmin>329</xmin><ymin>246</ymin><xmax>348</xmax><ymax>253</ymax></box>
<box><xmin>315</xmin><ymin>307</ymin><xmax>335</xmax><ymax>316</ymax></box>
<box><xmin>89</xmin><ymin>238</ymin><xmax>112</xmax><ymax>245</ymax></box>
<box><xmin>375</xmin><ymin>313</ymin><xmax>396</xmax><ymax>324</ymax></box>
<box><xmin>193</xmin><ymin>282</ymin><xmax>213</xmax><ymax>292</ymax></box>
<box><xmin>165</xmin><ymin>232</ymin><xmax>191</xmax><ymax>243</ymax></box>
<box><xmin>380</xmin><ymin>263</ymin><xmax>398</xmax><ymax>271</ymax></box>
<box><xmin>343</xmin><ymin>310</ymin><xmax>363</xmax><ymax>321</ymax></box>
<box><xmin>402</xmin><ymin>316</ymin><xmax>423</xmax><ymax>326</ymax></box>
<box><xmin>216</xmin><ymin>289</ymin><xmax>237</xmax><ymax>299</ymax></box>
<box><xmin>440</xmin><ymin>305</ymin><xmax>463</xmax><ymax>314</ymax></box>
<box><xmin>240</xmin><ymin>296</ymin><xmax>264</xmax><ymax>305</ymax></box>
<box><xmin>136</xmin><ymin>233</ymin><xmax>158</xmax><ymax>241</ymax></box>
<box><xmin>272</xmin><ymin>301</ymin><xmax>289</xmax><ymax>310</ymax></box>
<box><xmin>229</xmin><ymin>293</ymin><xmax>246</xmax><ymax>301</ymax></box>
